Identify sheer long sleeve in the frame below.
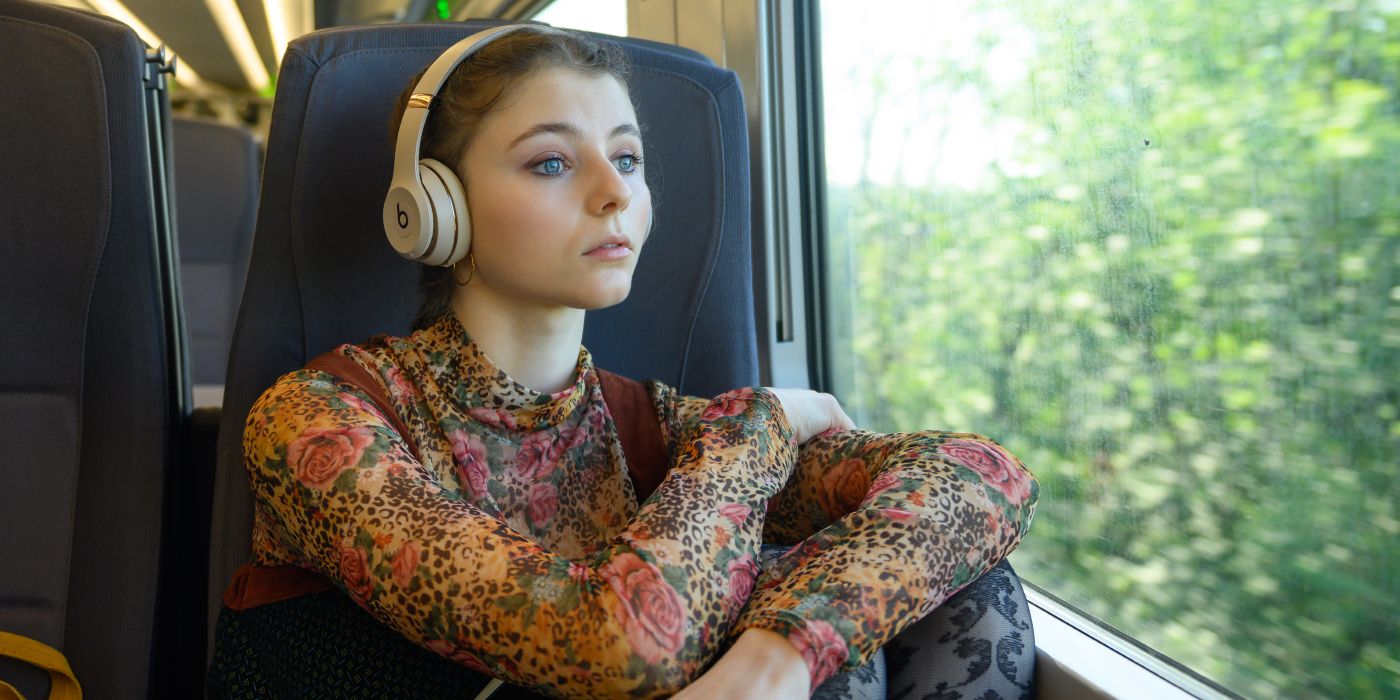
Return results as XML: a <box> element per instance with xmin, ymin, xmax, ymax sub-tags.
<box><xmin>652</xmin><ymin>384</ymin><xmax>1038</xmax><ymax>690</ymax></box>
<box><xmin>245</xmin><ymin>371</ymin><xmax>796</xmax><ymax>698</ymax></box>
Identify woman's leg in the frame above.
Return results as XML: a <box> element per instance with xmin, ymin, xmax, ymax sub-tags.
<box><xmin>884</xmin><ymin>561</ymin><xmax>1035</xmax><ymax>700</ymax></box>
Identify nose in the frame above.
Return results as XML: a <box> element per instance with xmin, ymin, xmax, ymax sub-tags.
<box><xmin>586</xmin><ymin>155</ymin><xmax>632</xmax><ymax>217</ymax></box>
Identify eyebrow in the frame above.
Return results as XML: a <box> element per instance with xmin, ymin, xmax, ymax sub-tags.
<box><xmin>508</xmin><ymin>122</ymin><xmax>641</xmax><ymax>148</ymax></box>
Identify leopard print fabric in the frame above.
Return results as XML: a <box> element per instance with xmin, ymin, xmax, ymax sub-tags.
<box><xmin>243</xmin><ymin>314</ymin><xmax>1037</xmax><ymax>697</ymax></box>
<box><xmin>653</xmin><ymin>388</ymin><xmax>1038</xmax><ymax>689</ymax></box>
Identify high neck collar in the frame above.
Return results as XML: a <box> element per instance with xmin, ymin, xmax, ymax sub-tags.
<box><xmin>416</xmin><ymin>313</ymin><xmax>593</xmax><ymax>432</ymax></box>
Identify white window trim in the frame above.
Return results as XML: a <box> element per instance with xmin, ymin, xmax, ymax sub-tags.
<box><xmin>1026</xmin><ymin>585</ymin><xmax>1235</xmax><ymax>699</ymax></box>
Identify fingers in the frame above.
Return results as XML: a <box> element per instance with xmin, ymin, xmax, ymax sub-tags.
<box><xmin>820</xmin><ymin>392</ymin><xmax>856</xmax><ymax>433</ymax></box>
<box><xmin>765</xmin><ymin>387</ymin><xmax>857</xmax><ymax>442</ymax></box>
<box><xmin>832</xmin><ymin>400</ymin><xmax>856</xmax><ymax>430</ymax></box>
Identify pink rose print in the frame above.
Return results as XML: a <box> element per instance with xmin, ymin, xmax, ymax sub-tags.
<box><xmin>338</xmin><ymin>392</ymin><xmax>388</xmax><ymax>423</ymax></box>
<box><xmin>700</xmin><ymin>387</ymin><xmax>754</xmax><ymax>421</ymax></box>
<box><xmin>788</xmin><ymin>619</ymin><xmax>849</xmax><ymax>689</ymax></box>
<box><xmin>528</xmin><ymin>482</ymin><xmax>560</xmax><ymax>528</ymax></box>
<box><xmin>862</xmin><ymin>472</ymin><xmax>902</xmax><ymax>505</ymax></box>
<box><xmin>718</xmin><ymin>502</ymin><xmax>752</xmax><ymax>527</ymax></box>
<box><xmin>567</xmin><ymin>562</ymin><xmax>591</xmax><ymax>584</ymax></box>
<box><xmin>425</xmin><ymin>639</ymin><xmax>493</xmax><ymax>675</ymax></box>
<box><xmin>449</xmin><ymin>430</ymin><xmax>490</xmax><ymax>499</ymax></box>
<box><xmin>391</xmin><ymin>540</ymin><xmax>420</xmax><ymax>589</ymax></box>
<box><xmin>449</xmin><ymin>638</ymin><xmax>494</xmax><ymax>675</ymax></box>
<box><xmin>556</xmin><ymin>422</ymin><xmax>589</xmax><ymax>451</ymax></box>
<box><xmin>339</xmin><ymin>545</ymin><xmax>372</xmax><ymax>601</ymax></box>
<box><xmin>880</xmin><ymin>507</ymin><xmax>916</xmax><ymax>522</ymax></box>
<box><xmin>726</xmin><ymin>555</ymin><xmax>759</xmax><ymax>610</ymax></box>
<box><xmin>939</xmin><ymin>438</ymin><xmax>1033</xmax><ymax>506</ymax></box>
<box><xmin>818</xmin><ymin>458</ymin><xmax>870</xmax><ymax>520</ymax></box>
<box><xmin>287</xmin><ymin>426</ymin><xmax>375</xmax><ymax>490</ymax></box>
<box><xmin>516</xmin><ymin>432</ymin><xmax>561</xmax><ymax>480</ymax></box>
<box><xmin>599</xmin><ymin>553</ymin><xmax>685</xmax><ymax>664</ymax></box>
<box><xmin>384</xmin><ymin>367</ymin><xmax>417</xmax><ymax>400</ymax></box>
<box><xmin>467</xmin><ymin>406</ymin><xmax>519</xmax><ymax>431</ymax></box>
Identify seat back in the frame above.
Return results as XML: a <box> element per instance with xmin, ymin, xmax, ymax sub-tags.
<box><xmin>207</xmin><ymin>19</ymin><xmax>756</xmax><ymax>647</ymax></box>
<box><xmin>0</xmin><ymin>1</ymin><xmax>185</xmax><ymax>696</ymax></box>
<box><xmin>173</xmin><ymin>115</ymin><xmax>261</xmax><ymax>390</ymax></box>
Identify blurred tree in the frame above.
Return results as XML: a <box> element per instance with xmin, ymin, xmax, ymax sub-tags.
<box><xmin>824</xmin><ymin>0</ymin><xmax>1400</xmax><ymax>697</ymax></box>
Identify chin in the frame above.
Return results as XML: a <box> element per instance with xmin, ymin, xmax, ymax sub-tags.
<box><xmin>569</xmin><ymin>280</ymin><xmax>633</xmax><ymax>311</ymax></box>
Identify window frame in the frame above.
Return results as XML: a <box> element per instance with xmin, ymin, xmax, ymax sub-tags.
<box><xmin>1026</xmin><ymin>583</ymin><xmax>1239</xmax><ymax>699</ymax></box>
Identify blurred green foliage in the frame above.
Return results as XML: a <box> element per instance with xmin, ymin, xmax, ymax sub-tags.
<box><xmin>823</xmin><ymin>0</ymin><xmax>1400</xmax><ymax>697</ymax></box>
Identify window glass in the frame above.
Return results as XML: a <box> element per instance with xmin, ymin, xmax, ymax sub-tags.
<box><xmin>531</xmin><ymin>0</ymin><xmax>626</xmax><ymax>37</ymax></box>
<box><xmin>817</xmin><ymin>0</ymin><xmax>1400</xmax><ymax>697</ymax></box>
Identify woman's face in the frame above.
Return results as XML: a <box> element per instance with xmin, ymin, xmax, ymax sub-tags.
<box><xmin>457</xmin><ymin>67</ymin><xmax>651</xmax><ymax>312</ymax></box>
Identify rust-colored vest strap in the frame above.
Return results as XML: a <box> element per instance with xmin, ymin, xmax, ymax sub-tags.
<box><xmin>305</xmin><ymin>350</ymin><xmax>422</xmax><ymax>460</ymax></box>
<box><xmin>595</xmin><ymin>368</ymin><xmax>669</xmax><ymax>502</ymax></box>
<box><xmin>225</xmin><ymin>358</ymin><xmax>670</xmax><ymax>612</ymax></box>
<box><xmin>223</xmin><ymin>562</ymin><xmax>336</xmax><ymax>610</ymax></box>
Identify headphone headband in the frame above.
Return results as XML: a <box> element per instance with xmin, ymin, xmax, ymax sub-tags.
<box><xmin>384</xmin><ymin>24</ymin><xmax>562</xmax><ymax>266</ymax></box>
<box><xmin>390</xmin><ymin>25</ymin><xmax>544</xmax><ymax>185</ymax></box>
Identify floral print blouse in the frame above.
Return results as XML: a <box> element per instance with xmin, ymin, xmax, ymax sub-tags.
<box><xmin>243</xmin><ymin>314</ymin><xmax>1038</xmax><ymax>698</ymax></box>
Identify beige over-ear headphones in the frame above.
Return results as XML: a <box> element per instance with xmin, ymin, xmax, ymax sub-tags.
<box><xmin>383</xmin><ymin>24</ymin><xmax>560</xmax><ymax>267</ymax></box>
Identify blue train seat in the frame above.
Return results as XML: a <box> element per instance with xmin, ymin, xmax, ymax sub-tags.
<box><xmin>173</xmin><ymin>115</ymin><xmax>261</xmax><ymax>394</ymax></box>
<box><xmin>0</xmin><ymin>0</ymin><xmax>187</xmax><ymax>695</ymax></box>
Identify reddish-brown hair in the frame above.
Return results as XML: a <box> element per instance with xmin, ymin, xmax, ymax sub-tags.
<box><xmin>388</xmin><ymin>26</ymin><xmax>632</xmax><ymax>331</ymax></box>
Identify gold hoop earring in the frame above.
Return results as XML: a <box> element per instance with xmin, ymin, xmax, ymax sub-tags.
<box><xmin>452</xmin><ymin>252</ymin><xmax>476</xmax><ymax>286</ymax></box>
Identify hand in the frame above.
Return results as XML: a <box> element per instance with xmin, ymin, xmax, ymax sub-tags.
<box><xmin>767</xmin><ymin>387</ymin><xmax>855</xmax><ymax>444</ymax></box>
<box><xmin>673</xmin><ymin>628</ymin><xmax>810</xmax><ymax>700</ymax></box>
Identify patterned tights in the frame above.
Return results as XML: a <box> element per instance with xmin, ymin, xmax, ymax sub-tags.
<box><xmin>814</xmin><ymin>561</ymin><xmax>1036</xmax><ymax>700</ymax></box>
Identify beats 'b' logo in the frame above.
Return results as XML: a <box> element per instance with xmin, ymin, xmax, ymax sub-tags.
<box><xmin>397</xmin><ymin>202</ymin><xmax>409</xmax><ymax>229</ymax></box>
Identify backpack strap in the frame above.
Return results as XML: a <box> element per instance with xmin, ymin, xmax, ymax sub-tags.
<box><xmin>596</xmin><ymin>369</ymin><xmax>670</xmax><ymax>502</ymax></box>
<box><xmin>0</xmin><ymin>631</ymin><xmax>82</xmax><ymax>700</ymax></box>
<box><xmin>305</xmin><ymin>351</ymin><xmax>421</xmax><ymax>460</ymax></box>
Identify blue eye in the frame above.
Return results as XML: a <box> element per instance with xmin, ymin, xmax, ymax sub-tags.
<box><xmin>615</xmin><ymin>154</ymin><xmax>641</xmax><ymax>173</ymax></box>
<box><xmin>532</xmin><ymin>156</ymin><xmax>567</xmax><ymax>176</ymax></box>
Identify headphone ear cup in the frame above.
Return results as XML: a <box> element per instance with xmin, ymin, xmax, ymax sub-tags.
<box><xmin>416</xmin><ymin>158</ymin><xmax>471</xmax><ymax>267</ymax></box>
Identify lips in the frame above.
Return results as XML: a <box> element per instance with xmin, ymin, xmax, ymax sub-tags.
<box><xmin>584</xmin><ymin>233</ymin><xmax>633</xmax><ymax>257</ymax></box>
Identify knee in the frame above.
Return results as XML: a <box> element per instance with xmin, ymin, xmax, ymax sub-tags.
<box><xmin>905</xmin><ymin>431</ymin><xmax>1040</xmax><ymax>514</ymax></box>
<box><xmin>960</xmin><ymin>560</ymin><xmax>1030</xmax><ymax>616</ymax></box>
<box><xmin>984</xmin><ymin>560</ymin><xmax>1024</xmax><ymax>591</ymax></box>
<box><xmin>885</xmin><ymin>560</ymin><xmax>1037</xmax><ymax>696</ymax></box>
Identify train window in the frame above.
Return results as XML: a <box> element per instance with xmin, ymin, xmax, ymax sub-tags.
<box><xmin>531</xmin><ymin>0</ymin><xmax>626</xmax><ymax>36</ymax></box>
<box><xmin>814</xmin><ymin>0</ymin><xmax>1400</xmax><ymax>697</ymax></box>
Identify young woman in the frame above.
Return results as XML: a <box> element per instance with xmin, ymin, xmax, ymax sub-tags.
<box><xmin>208</xmin><ymin>26</ymin><xmax>1038</xmax><ymax>700</ymax></box>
